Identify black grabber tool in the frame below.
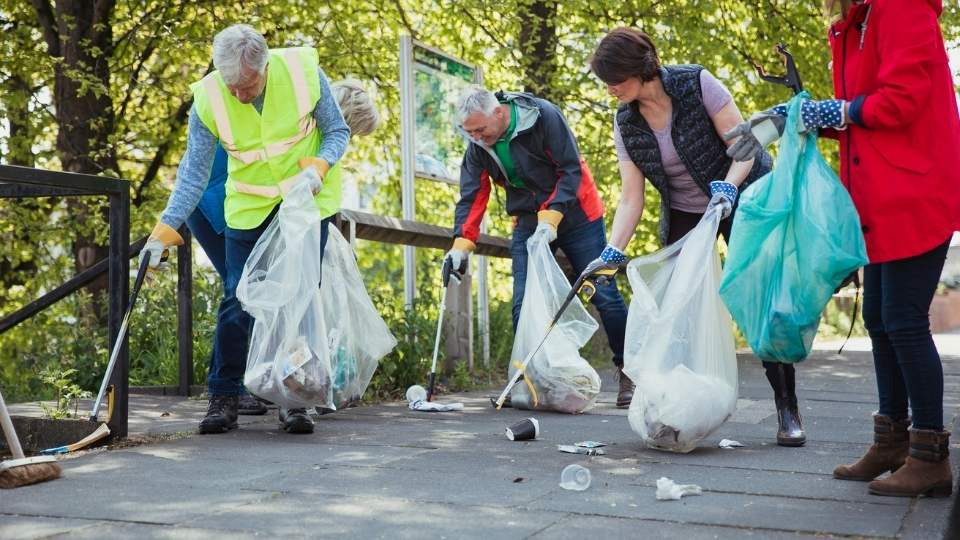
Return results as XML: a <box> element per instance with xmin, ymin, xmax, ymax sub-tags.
<box><xmin>493</xmin><ymin>267</ymin><xmax>618</xmax><ymax>410</ymax></box>
<box><xmin>426</xmin><ymin>256</ymin><xmax>466</xmax><ymax>402</ymax></box>
<box><xmin>89</xmin><ymin>254</ymin><xmax>153</xmax><ymax>423</ymax></box>
<box><xmin>753</xmin><ymin>43</ymin><xmax>804</xmax><ymax>95</ymax></box>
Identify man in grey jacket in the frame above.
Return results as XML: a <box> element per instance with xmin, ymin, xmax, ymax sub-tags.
<box><xmin>445</xmin><ymin>86</ymin><xmax>632</xmax><ymax>407</ymax></box>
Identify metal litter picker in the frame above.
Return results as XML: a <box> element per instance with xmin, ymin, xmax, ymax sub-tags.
<box><xmin>38</xmin><ymin>254</ymin><xmax>153</xmax><ymax>456</ymax></box>
<box><xmin>426</xmin><ymin>256</ymin><xmax>465</xmax><ymax>402</ymax></box>
<box><xmin>493</xmin><ymin>268</ymin><xmax>618</xmax><ymax>410</ymax></box>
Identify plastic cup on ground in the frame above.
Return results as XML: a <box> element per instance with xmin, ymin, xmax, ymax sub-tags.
<box><xmin>559</xmin><ymin>464</ymin><xmax>591</xmax><ymax>491</ymax></box>
<box><xmin>406</xmin><ymin>385</ymin><xmax>427</xmax><ymax>403</ymax></box>
<box><xmin>505</xmin><ymin>418</ymin><xmax>539</xmax><ymax>441</ymax></box>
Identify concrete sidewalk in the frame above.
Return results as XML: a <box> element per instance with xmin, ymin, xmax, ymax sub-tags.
<box><xmin>2</xmin><ymin>349</ymin><xmax>959</xmax><ymax>539</ymax></box>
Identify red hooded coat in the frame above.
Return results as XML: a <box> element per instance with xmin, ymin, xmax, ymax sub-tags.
<box><xmin>825</xmin><ymin>0</ymin><xmax>960</xmax><ymax>263</ymax></box>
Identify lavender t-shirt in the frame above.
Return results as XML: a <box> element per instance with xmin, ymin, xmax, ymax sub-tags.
<box><xmin>613</xmin><ymin>69</ymin><xmax>733</xmax><ymax>213</ymax></box>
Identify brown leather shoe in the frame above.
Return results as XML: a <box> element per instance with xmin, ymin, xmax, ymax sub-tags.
<box><xmin>868</xmin><ymin>428</ymin><xmax>953</xmax><ymax>498</ymax></box>
<box><xmin>616</xmin><ymin>369</ymin><xmax>634</xmax><ymax>408</ymax></box>
<box><xmin>834</xmin><ymin>414</ymin><xmax>909</xmax><ymax>481</ymax></box>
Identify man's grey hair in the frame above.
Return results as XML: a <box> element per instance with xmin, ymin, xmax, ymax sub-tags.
<box><xmin>455</xmin><ymin>86</ymin><xmax>498</xmax><ymax>124</ymax></box>
<box><xmin>331</xmin><ymin>79</ymin><xmax>381</xmax><ymax>137</ymax></box>
<box><xmin>212</xmin><ymin>24</ymin><xmax>269</xmax><ymax>86</ymax></box>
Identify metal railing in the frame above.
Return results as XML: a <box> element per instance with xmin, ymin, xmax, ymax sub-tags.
<box><xmin>0</xmin><ymin>164</ymin><xmax>195</xmax><ymax>438</ymax></box>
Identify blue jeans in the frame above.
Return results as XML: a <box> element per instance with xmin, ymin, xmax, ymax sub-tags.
<box><xmin>208</xmin><ymin>209</ymin><xmax>332</xmax><ymax>396</ymax></box>
<box><xmin>862</xmin><ymin>238</ymin><xmax>950</xmax><ymax>430</ymax></box>
<box><xmin>510</xmin><ymin>216</ymin><xmax>628</xmax><ymax>368</ymax></box>
<box><xmin>186</xmin><ymin>207</ymin><xmax>227</xmax><ymax>280</ymax></box>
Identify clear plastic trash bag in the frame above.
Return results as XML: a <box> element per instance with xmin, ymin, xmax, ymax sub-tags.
<box><xmin>719</xmin><ymin>92</ymin><xmax>869</xmax><ymax>362</ymax></box>
<box><xmin>238</xmin><ymin>171</ymin><xmax>334</xmax><ymax>409</ymax></box>
<box><xmin>320</xmin><ymin>227</ymin><xmax>397</xmax><ymax>409</ymax></box>
<box><xmin>624</xmin><ymin>205</ymin><xmax>738</xmax><ymax>453</ymax></box>
<box><xmin>509</xmin><ymin>227</ymin><xmax>601</xmax><ymax>414</ymax></box>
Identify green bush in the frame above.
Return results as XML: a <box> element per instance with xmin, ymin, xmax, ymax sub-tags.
<box><xmin>0</xmin><ymin>247</ymin><xmax>866</xmax><ymax>405</ymax></box>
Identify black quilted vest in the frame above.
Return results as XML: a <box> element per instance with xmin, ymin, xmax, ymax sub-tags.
<box><xmin>617</xmin><ymin>65</ymin><xmax>772</xmax><ymax>244</ymax></box>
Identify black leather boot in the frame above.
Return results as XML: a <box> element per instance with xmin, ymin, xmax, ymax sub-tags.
<box><xmin>198</xmin><ymin>395</ymin><xmax>239</xmax><ymax>434</ymax></box>
<box><xmin>764</xmin><ymin>362</ymin><xmax>806</xmax><ymax>447</ymax></box>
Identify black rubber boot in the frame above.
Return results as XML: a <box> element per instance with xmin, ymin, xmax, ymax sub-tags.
<box><xmin>764</xmin><ymin>362</ymin><xmax>806</xmax><ymax>447</ymax></box>
<box><xmin>279</xmin><ymin>408</ymin><xmax>315</xmax><ymax>434</ymax></box>
<box><xmin>198</xmin><ymin>395</ymin><xmax>239</xmax><ymax>434</ymax></box>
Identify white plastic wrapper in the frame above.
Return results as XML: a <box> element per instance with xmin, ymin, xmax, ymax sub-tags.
<box><xmin>509</xmin><ymin>227</ymin><xmax>601</xmax><ymax>414</ymax></box>
<box><xmin>655</xmin><ymin>477</ymin><xmax>703</xmax><ymax>500</ymax></box>
<box><xmin>236</xmin><ymin>171</ymin><xmax>333</xmax><ymax>409</ymax></box>
<box><xmin>320</xmin><ymin>227</ymin><xmax>397</xmax><ymax>409</ymax></box>
<box><xmin>624</xmin><ymin>205</ymin><xmax>738</xmax><ymax>452</ymax></box>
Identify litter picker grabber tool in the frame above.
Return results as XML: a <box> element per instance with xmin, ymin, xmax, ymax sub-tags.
<box><xmin>426</xmin><ymin>256</ymin><xmax>466</xmax><ymax>402</ymax></box>
<box><xmin>493</xmin><ymin>267</ymin><xmax>618</xmax><ymax>410</ymax></box>
<box><xmin>753</xmin><ymin>43</ymin><xmax>803</xmax><ymax>95</ymax></box>
<box><xmin>89</xmin><ymin>253</ymin><xmax>152</xmax><ymax>423</ymax></box>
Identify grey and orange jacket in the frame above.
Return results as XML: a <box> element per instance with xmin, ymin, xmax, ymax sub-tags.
<box><xmin>452</xmin><ymin>91</ymin><xmax>604</xmax><ymax>242</ymax></box>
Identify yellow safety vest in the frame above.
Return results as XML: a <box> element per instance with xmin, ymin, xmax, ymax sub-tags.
<box><xmin>191</xmin><ymin>47</ymin><xmax>342</xmax><ymax>229</ymax></box>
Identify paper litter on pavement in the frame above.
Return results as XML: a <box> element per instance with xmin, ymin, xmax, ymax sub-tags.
<box><xmin>558</xmin><ymin>444</ymin><xmax>606</xmax><ymax>456</ymax></box>
<box><xmin>655</xmin><ymin>477</ymin><xmax>703</xmax><ymax>500</ymax></box>
<box><xmin>408</xmin><ymin>400</ymin><xmax>464</xmax><ymax>412</ymax></box>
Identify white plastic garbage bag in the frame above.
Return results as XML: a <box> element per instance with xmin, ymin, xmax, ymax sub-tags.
<box><xmin>509</xmin><ymin>227</ymin><xmax>601</xmax><ymax>413</ymax></box>
<box><xmin>238</xmin><ymin>171</ymin><xmax>335</xmax><ymax>409</ymax></box>
<box><xmin>624</xmin><ymin>205</ymin><xmax>738</xmax><ymax>452</ymax></box>
<box><xmin>320</xmin><ymin>227</ymin><xmax>397</xmax><ymax>409</ymax></box>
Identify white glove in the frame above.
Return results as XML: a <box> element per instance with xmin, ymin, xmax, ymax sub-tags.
<box><xmin>706</xmin><ymin>194</ymin><xmax>733</xmax><ymax>220</ymax></box>
<box><xmin>445</xmin><ymin>248</ymin><xmax>470</xmax><ymax>275</ymax></box>
<box><xmin>139</xmin><ymin>238</ymin><xmax>167</xmax><ymax>269</ymax></box>
<box><xmin>300</xmin><ymin>167</ymin><xmax>324</xmax><ymax>196</ymax></box>
<box><xmin>535</xmin><ymin>221</ymin><xmax>557</xmax><ymax>243</ymax></box>
<box><xmin>138</xmin><ymin>222</ymin><xmax>184</xmax><ymax>275</ymax></box>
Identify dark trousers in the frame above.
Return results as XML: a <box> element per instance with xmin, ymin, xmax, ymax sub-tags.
<box><xmin>186</xmin><ymin>207</ymin><xmax>228</xmax><ymax>280</ymax></box>
<box><xmin>665</xmin><ymin>207</ymin><xmax>733</xmax><ymax>246</ymax></box>
<box><xmin>510</xmin><ymin>217</ymin><xmax>628</xmax><ymax>368</ymax></box>
<box><xmin>207</xmin><ymin>208</ymin><xmax>331</xmax><ymax>396</ymax></box>
<box><xmin>862</xmin><ymin>238</ymin><xmax>950</xmax><ymax>430</ymax></box>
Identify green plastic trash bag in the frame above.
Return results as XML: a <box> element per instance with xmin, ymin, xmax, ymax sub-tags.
<box><xmin>719</xmin><ymin>92</ymin><xmax>868</xmax><ymax>363</ymax></box>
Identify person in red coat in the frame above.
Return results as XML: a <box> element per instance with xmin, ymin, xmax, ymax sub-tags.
<box><xmin>726</xmin><ymin>0</ymin><xmax>960</xmax><ymax>498</ymax></box>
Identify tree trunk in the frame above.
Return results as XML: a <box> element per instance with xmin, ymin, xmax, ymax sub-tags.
<box><xmin>32</xmin><ymin>0</ymin><xmax>118</xmax><ymax>316</ymax></box>
<box><xmin>517</xmin><ymin>0</ymin><xmax>559</xmax><ymax>104</ymax></box>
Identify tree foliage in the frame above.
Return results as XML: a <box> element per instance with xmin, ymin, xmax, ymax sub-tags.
<box><xmin>1</xmin><ymin>0</ymin><xmax>957</xmax><ymax>398</ymax></box>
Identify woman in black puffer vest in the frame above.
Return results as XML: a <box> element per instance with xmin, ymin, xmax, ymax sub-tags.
<box><xmin>579</xmin><ymin>28</ymin><xmax>803</xmax><ymax>448</ymax></box>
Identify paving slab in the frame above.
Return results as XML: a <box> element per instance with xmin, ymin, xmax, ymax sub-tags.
<box><xmin>1</xmin><ymin>349</ymin><xmax>958</xmax><ymax>539</ymax></box>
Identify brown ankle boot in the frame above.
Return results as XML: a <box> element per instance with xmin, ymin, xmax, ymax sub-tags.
<box><xmin>868</xmin><ymin>428</ymin><xmax>953</xmax><ymax>498</ymax></box>
<box><xmin>615</xmin><ymin>368</ymin><xmax>635</xmax><ymax>408</ymax></box>
<box><xmin>834</xmin><ymin>414</ymin><xmax>909</xmax><ymax>481</ymax></box>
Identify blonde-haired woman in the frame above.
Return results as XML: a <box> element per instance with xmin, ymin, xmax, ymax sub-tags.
<box><xmin>729</xmin><ymin>0</ymin><xmax>960</xmax><ymax>497</ymax></box>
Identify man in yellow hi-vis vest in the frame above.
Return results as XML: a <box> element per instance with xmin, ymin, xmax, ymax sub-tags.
<box><xmin>139</xmin><ymin>24</ymin><xmax>350</xmax><ymax>435</ymax></box>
